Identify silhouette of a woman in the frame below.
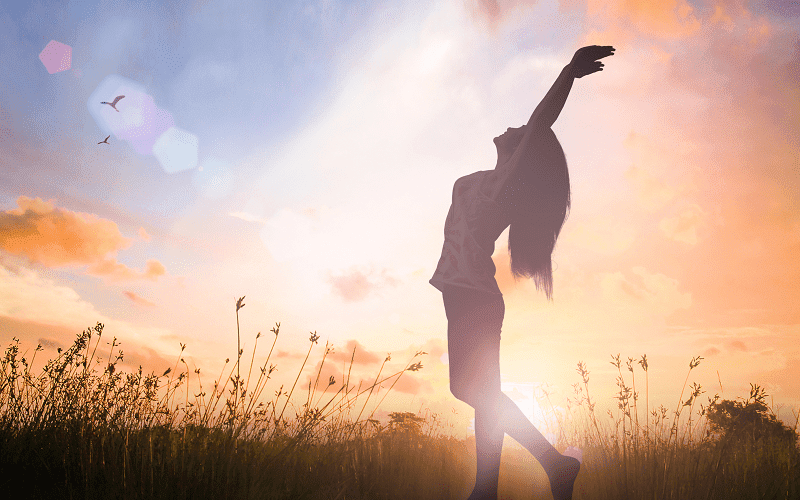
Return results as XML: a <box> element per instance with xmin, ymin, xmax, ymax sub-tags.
<box><xmin>430</xmin><ymin>45</ymin><xmax>614</xmax><ymax>500</ymax></box>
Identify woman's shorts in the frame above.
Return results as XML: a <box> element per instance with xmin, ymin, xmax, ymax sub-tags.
<box><xmin>442</xmin><ymin>286</ymin><xmax>504</xmax><ymax>405</ymax></box>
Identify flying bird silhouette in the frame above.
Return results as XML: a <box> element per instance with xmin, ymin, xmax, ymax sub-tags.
<box><xmin>98</xmin><ymin>135</ymin><xmax>110</xmax><ymax>144</ymax></box>
<box><xmin>100</xmin><ymin>95</ymin><xmax>125</xmax><ymax>112</ymax></box>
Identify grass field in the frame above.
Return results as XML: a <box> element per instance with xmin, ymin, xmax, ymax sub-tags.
<box><xmin>1</xmin><ymin>301</ymin><xmax>798</xmax><ymax>499</ymax></box>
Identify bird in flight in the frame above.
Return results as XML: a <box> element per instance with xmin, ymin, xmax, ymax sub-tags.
<box><xmin>100</xmin><ymin>95</ymin><xmax>125</xmax><ymax>112</ymax></box>
<box><xmin>98</xmin><ymin>135</ymin><xmax>110</xmax><ymax>144</ymax></box>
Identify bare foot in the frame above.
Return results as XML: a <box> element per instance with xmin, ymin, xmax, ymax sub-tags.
<box><xmin>466</xmin><ymin>487</ymin><xmax>497</xmax><ymax>500</ymax></box>
<box><xmin>546</xmin><ymin>454</ymin><xmax>581</xmax><ymax>500</ymax></box>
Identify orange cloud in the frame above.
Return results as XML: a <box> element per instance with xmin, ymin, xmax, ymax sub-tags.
<box><xmin>599</xmin><ymin>266</ymin><xmax>692</xmax><ymax>316</ymax></box>
<box><xmin>87</xmin><ymin>258</ymin><xmax>166</xmax><ymax>282</ymax></box>
<box><xmin>0</xmin><ymin>315</ymin><xmax>75</xmax><ymax>353</ymax></box>
<box><xmin>138</xmin><ymin>227</ymin><xmax>151</xmax><ymax>241</ymax></box>
<box><xmin>0</xmin><ymin>313</ymin><xmax>177</xmax><ymax>381</ymax></box>
<box><xmin>123</xmin><ymin>290</ymin><xmax>156</xmax><ymax>307</ymax></box>
<box><xmin>0</xmin><ymin>196</ymin><xmax>166</xmax><ymax>282</ymax></box>
<box><xmin>305</xmin><ymin>359</ymin><xmax>346</xmax><ymax>396</ymax></box>
<box><xmin>581</xmin><ymin>0</ymin><xmax>702</xmax><ymax>46</ymax></box>
<box><xmin>391</xmin><ymin>372</ymin><xmax>433</xmax><ymax>395</ymax></box>
<box><xmin>0</xmin><ymin>196</ymin><xmax>132</xmax><ymax>266</ymax></box>
<box><xmin>659</xmin><ymin>203</ymin><xmax>706</xmax><ymax>244</ymax></box>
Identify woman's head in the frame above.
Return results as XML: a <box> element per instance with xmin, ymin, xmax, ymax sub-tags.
<box><xmin>507</xmin><ymin>127</ymin><xmax>570</xmax><ymax>301</ymax></box>
<box><xmin>494</xmin><ymin>126</ymin><xmax>525</xmax><ymax>165</ymax></box>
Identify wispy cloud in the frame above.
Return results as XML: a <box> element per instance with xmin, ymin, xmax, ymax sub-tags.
<box><xmin>0</xmin><ymin>265</ymin><xmax>183</xmax><ymax>377</ymax></box>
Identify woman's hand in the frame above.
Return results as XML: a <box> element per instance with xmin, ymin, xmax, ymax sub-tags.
<box><xmin>569</xmin><ymin>45</ymin><xmax>615</xmax><ymax>78</ymax></box>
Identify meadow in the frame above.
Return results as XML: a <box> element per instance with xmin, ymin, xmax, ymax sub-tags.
<box><xmin>1</xmin><ymin>298</ymin><xmax>798</xmax><ymax>499</ymax></box>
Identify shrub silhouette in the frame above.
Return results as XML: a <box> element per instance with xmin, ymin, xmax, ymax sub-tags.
<box><xmin>706</xmin><ymin>383</ymin><xmax>798</xmax><ymax>447</ymax></box>
<box><xmin>388</xmin><ymin>411</ymin><xmax>425</xmax><ymax>437</ymax></box>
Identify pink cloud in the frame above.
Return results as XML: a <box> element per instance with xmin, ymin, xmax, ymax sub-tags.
<box><xmin>327</xmin><ymin>267</ymin><xmax>399</xmax><ymax>302</ymax></box>
<box><xmin>465</xmin><ymin>0</ymin><xmax>545</xmax><ymax>31</ymax></box>
<box><xmin>328</xmin><ymin>339</ymin><xmax>383</xmax><ymax>366</ymax></box>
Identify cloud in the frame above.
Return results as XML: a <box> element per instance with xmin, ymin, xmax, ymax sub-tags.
<box><xmin>87</xmin><ymin>257</ymin><xmax>166</xmax><ymax>282</ymax></box>
<box><xmin>0</xmin><ymin>315</ymin><xmax>75</xmax><ymax>354</ymax></box>
<box><xmin>465</xmin><ymin>0</ymin><xmax>540</xmax><ymax>29</ymax></box>
<box><xmin>625</xmin><ymin>165</ymin><xmax>678</xmax><ymax>211</ymax></box>
<box><xmin>327</xmin><ymin>267</ymin><xmax>400</xmax><ymax>302</ymax></box>
<box><xmin>599</xmin><ymin>266</ymin><xmax>692</xmax><ymax>316</ymax></box>
<box><xmin>138</xmin><ymin>227</ymin><xmax>151</xmax><ymax>241</ymax></box>
<box><xmin>328</xmin><ymin>339</ymin><xmax>383</xmax><ymax>366</ymax></box>
<box><xmin>328</xmin><ymin>269</ymin><xmax>372</xmax><ymax>302</ymax></box>
<box><xmin>275</xmin><ymin>349</ymin><xmax>306</xmax><ymax>360</ymax></box>
<box><xmin>561</xmin><ymin>217</ymin><xmax>636</xmax><ymax>256</ymax></box>
<box><xmin>123</xmin><ymin>291</ymin><xmax>156</xmax><ymax>307</ymax></box>
<box><xmin>675</xmin><ymin>325</ymin><xmax>774</xmax><ymax>339</ymax></box>
<box><xmin>305</xmin><ymin>359</ymin><xmax>345</xmax><ymax>396</ymax></box>
<box><xmin>0</xmin><ymin>266</ymin><xmax>184</xmax><ymax>377</ymax></box>
<box><xmin>581</xmin><ymin>0</ymin><xmax>702</xmax><ymax>46</ymax></box>
<box><xmin>758</xmin><ymin>357</ymin><xmax>800</xmax><ymax>401</ymax></box>
<box><xmin>0</xmin><ymin>196</ymin><xmax>132</xmax><ymax>266</ymax></box>
<box><xmin>758</xmin><ymin>0</ymin><xmax>800</xmax><ymax>17</ymax></box>
<box><xmin>622</xmin><ymin>131</ymin><xmax>693</xmax><ymax>211</ymax></box>
<box><xmin>391</xmin><ymin>372</ymin><xmax>433</xmax><ymax>395</ymax></box>
<box><xmin>0</xmin><ymin>196</ymin><xmax>166</xmax><ymax>282</ymax></box>
<box><xmin>228</xmin><ymin>211</ymin><xmax>263</xmax><ymax>223</ymax></box>
<box><xmin>659</xmin><ymin>203</ymin><xmax>706</xmax><ymax>244</ymax></box>
<box><xmin>728</xmin><ymin>339</ymin><xmax>748</xmax><ymax>351</ymax></box>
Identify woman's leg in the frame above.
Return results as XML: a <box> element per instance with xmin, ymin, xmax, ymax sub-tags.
<box><xmin>444</xmin><ymin>287</ymin><xmax>580</xmax><ymax>500</ymax></box>
<box><xmin>471</xmin><ymin>392</ymin><xmax>579</xmax><ymax>500</ymax></box>
<box><xmin>444</xmin><ymin>287</ymin><xmax>504</xmax><ymax>499</ymax></box>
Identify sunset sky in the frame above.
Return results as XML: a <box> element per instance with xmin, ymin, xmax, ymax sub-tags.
<box><xmin>1</xmin><ymin>0</ymin><xmax>798</xmax><ymax>439</ymax></box>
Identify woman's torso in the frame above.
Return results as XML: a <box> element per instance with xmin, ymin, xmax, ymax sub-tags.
<box><xmin>429</xmin><ymin>169</ymin><xmax>518</xmax><ymax>295</ymax></box>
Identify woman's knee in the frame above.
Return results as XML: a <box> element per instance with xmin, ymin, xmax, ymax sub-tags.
<box><xmin>450</xmin><ymin>379</ymin><xmax>475</xmax><ymax>406</ymax></box>
<box><xmin>451</xmin><ymin>379</ymin><xmax>491</xmax><ymax>408</ymax></box>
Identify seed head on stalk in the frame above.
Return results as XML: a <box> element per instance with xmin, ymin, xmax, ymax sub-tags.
<box><xmin>235</xmin><ymin>296</ymin><xmax>245</xmax><ymax>411</ymax></box>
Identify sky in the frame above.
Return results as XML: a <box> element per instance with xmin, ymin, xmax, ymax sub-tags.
<box><xmin>0</xmin><ymin>0</ymin><xmax>798</xmax><ymax>440</ymax></box>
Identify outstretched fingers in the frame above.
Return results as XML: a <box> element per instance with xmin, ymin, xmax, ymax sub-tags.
<box><xmin>573</xmin><ymin>60</ymin><xmax>605</xmax><ymax>78</ymax></box>
<box><xmin>588</xmin><ymin>45</ymin><xmax>615</xmax><ymax>60</ymax></box>
<box><xmin>574</xmin><ymin>45</ymin><xmax>615</xmax><ymax>63</ymax></box>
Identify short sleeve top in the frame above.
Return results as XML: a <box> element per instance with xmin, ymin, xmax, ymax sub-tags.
<box><xmin>429</xmin><ymin>162</ymin><xmax>526</xmax><ymax>296</ymax></box>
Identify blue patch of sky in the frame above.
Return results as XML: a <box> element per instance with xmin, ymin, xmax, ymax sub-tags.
<box><xmin>1</xmin><ymin>0</ymin><xmax>413</xmax><ymax>220</ymax></box>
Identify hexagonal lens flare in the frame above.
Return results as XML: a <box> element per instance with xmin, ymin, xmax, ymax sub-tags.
<box><xmin>153</xmin><ymin>127</ymin><xmax>199</xmax><ymax>174</ymax></box>
<box><xmin>39</xmin><ymin>40</ymin><xmax>72</xmax><ymax>74</ymax></box>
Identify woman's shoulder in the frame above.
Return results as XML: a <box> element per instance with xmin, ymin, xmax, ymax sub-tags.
<box><xmin>453</xmin><ymin>170</ymin><xmax>498</xmax><ymax>200</ymax></box>
<box><xmin>456</xmin><ymin>170</ymin><xmax>491</xmax><ymax>183</ymax></box>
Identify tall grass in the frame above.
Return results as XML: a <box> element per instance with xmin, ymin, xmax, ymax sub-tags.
<box><xmin>1</xmin><ymin>300</ymin><xmax>798</xmax><ymax>499</ymax></box>
<box><xmin>541</xmin><ymin>354</ymin><xmax>800</xmax><ymax>500</ymax></box>
<box><xmin>0</xmin><ymin>302</ymin><xmax>457</xmax><ymax>499</ymax></box>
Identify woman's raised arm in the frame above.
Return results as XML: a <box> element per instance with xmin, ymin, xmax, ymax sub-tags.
<box><xmin>495</xmin><ymin>45</ymin><xmax>614</xmax><ymax>181</ymax></box>
<box><xmin>526</xmin><ymin>45</ymin><xmax>615</xmax><ymax>131</ymax></box>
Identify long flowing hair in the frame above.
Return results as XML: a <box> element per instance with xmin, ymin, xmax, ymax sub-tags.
<box><xmin>508</xmin><ymin>128</ymin><xmax>571</xmax><ymax>301</ymax></box>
